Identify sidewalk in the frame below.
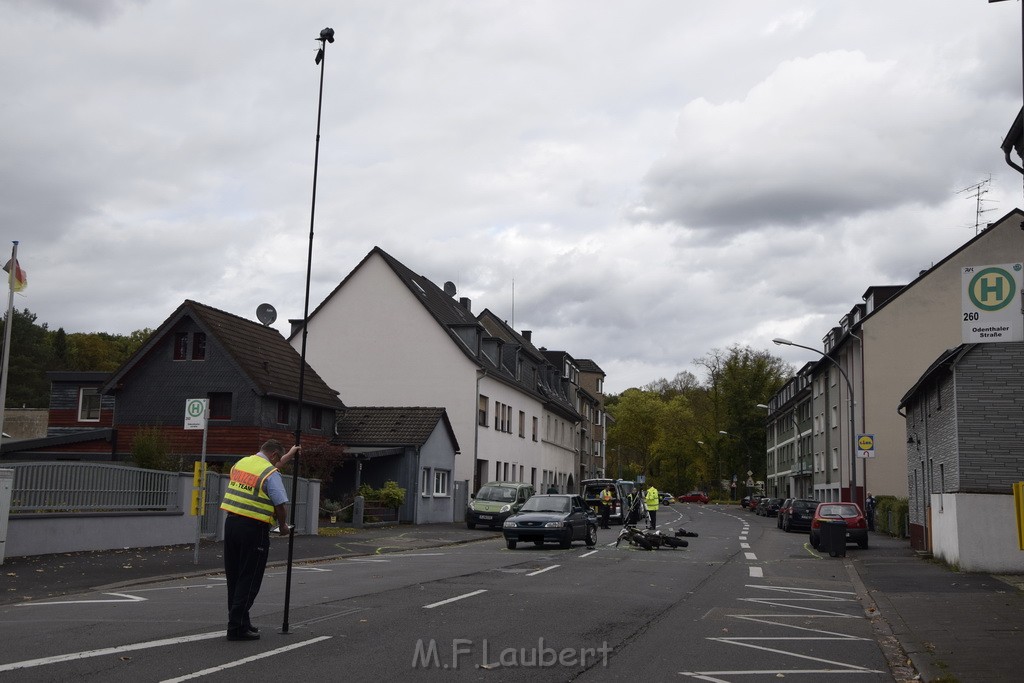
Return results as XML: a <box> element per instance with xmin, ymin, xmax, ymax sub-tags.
<box><xmin>848</xmin><ymin>531</ymin><xmax>1024</xmax><ymax>682</ymax></box>
<box><xmin>1</xmin><ymin>522</ymin><xmax>488</xmax><ymax>604</ymax></box>
<box><xmin>3</xmin><ymin>524</ymin><xmax>1023</xmax><ymax>681</ymax></box>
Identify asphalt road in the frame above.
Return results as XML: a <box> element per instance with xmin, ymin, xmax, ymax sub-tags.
<box><xmin>0</xmin><ymin>505</ymin><xmax>894</xmax><ymax>682</ymax></box>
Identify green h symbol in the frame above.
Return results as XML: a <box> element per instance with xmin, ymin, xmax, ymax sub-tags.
<box><xmin>979</xmin><ymin>273</ymin><xmax>1004</xmax><ymax>303</ymax></box>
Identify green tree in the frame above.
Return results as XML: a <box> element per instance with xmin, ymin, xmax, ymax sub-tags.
<box><xmin>0</xmin><ymin>307</ymin><xmax>53</xmax><ymax>408</ymax></box>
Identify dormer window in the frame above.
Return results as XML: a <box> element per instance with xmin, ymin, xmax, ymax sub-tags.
<box><xmin>79</xmin><ymin>388</ymin><xmax>101</xmax><ymax>422</ymax></box>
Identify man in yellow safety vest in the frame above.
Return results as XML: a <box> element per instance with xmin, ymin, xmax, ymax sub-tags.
<box><xmin>220</xmin><ymin>439</ymin><xmax>298</xmax><ymax>641</ymax></box>
<box><xmin>644</xmin><ymin>484</ymin><xmax>660</xmax><ymax>530</ymax></box>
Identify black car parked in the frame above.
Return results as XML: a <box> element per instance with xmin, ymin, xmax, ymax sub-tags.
<box><xmin>781</xmin><ymin>498</ymin><xmax>818</xmax><ymax>532</ymax></box>
<box><xmin>502</xmin><ymin>494</ymin><xmax>598</xmax><ymax>549</ymax></box>
<box><xmin>760</xmin><ymin>498</ymin><xmax>783</xmax><ymax>517</ymax></box>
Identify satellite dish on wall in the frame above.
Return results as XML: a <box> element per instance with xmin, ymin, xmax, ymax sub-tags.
<box><xmin>443</xmin><ymin>281</ymin><xmax>457</xmax><ymax>297</ymax></box>
<box><xmin>256</xmin><ymin>303</ymin><xmax>278</xmax><ymax>326</ymax></box>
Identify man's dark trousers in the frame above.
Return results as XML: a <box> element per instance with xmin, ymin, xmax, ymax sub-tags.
<box><xmin>224</xmin><ymin>513</ymin><xmax>271</xmax><ymax>635</ymax></box>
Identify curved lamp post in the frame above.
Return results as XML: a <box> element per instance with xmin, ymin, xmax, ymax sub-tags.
<box><xmin>773</xmin><ymin>337</ymin><xmax>858</xmax><ymax>505</ymax></box>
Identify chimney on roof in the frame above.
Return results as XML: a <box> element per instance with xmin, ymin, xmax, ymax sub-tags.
<box><xmin>522</xmin><ymin>330</ymin><xmax>532</xmax><ymax>342</ymax></box>
<box><xmin>459</xmin><ymin>297</ymin><xmax>471</xmax><ymax>312</ymax></box>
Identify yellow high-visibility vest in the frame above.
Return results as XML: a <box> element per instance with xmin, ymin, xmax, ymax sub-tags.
<box><xmin>645</xmin><ymin>487</ymin><xmax>660</xmax><ymax>511</ymax></box>
<box><xmin>220</xmin><ymin>455</ymin><xmax>277</xmax><ymax>523</ymax></box>
<box><xmin>601</xmin><ymin>489</ymin><xmax>613</xmax><ymax>504</ymax></box>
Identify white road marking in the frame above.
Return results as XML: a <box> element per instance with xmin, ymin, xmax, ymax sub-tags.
<box><xmin>0</xmin><ymin>632</ymin><xmax>223</xmax><ymax>672</ymax></box>
<box><xmin>679</xmin><ymin>583</ymin><xmax>883</xmax><ymax>679</ymax></box>
<box><xmin>579</xmin><ymin>550</ymin><xmax>598</xmax><ymax>558</ymax></box>
<box><xmin>160</xmin><ymin>636</ymin><xmax>332</xmax><ymax>682</ymax></box>
<box><xmin>744</xmin><ymin>552</ymin><xmax>757</xmax><ymax>560</ymax></box>
<box><xmin>347</xmin><ymin>558</ymin><xmax>390</xmax><ymax>563</ymax></box>
<box><xmin>740</xmin><ymin>542</ymin><xmax>750</xmax><ymax>548</ymax></box>
<box><xmin>749</xmin><ymin>566</ymin><xmax>763</xmax><ymax>578</ymax></box>
<box><xmin>423</xmin><ymin>589</ymin><xmax>487</xmax><ymax>609</ymax></box>
<box><xmin>527</xmin><ymin>565</ymin><xmax>560</xmax><ymax>576</ymax></box>
<box><xmin>16</xmin><ymin>592</ymin><xmax>147</xmax><ymax>607</ymax></box>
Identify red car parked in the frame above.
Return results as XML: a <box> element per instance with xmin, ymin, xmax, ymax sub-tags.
<box><xmin>809</xmin><ymin>502</ymin><xmax>869</xmax><ymax>549</ymax></box>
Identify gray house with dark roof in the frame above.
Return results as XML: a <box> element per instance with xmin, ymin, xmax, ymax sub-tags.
<box><xmin>332</xmin><ymin>407</ymin><xmax>459</xmax><ymax>524</ymax></box>
<box><xmin>2</xmin><ymin>300</ymin><xmax>347</xmax><ymax>465</ymax></box>
<box><xmin>898</xmin><ymin>341</ymin><xmax>1024</xmax><ymax>572</ymax></box>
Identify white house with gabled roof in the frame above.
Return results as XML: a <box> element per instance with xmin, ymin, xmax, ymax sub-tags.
<box><xmin>292</xmin><ymin>247</ymin><xmax>583</xmax><ymax>504</ymax></box>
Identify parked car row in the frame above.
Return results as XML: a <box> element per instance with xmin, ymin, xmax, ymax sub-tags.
<box><xmin>746</xmin><ymin>495</ymin><xmax>869</xmax><ymax>550</ymax></box>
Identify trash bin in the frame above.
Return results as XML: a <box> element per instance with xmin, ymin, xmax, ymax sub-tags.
<box><xmin>823</xmin><ymin>520</ymin><xmax>847</xmax><ymax>558</ymax></box>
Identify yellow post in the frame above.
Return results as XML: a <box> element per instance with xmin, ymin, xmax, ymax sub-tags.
<box><xmin>191</xmin><ymin>462</ymin><xmax>207</xmax><ymax>516</ymax></box>
<box><xmin>1014</xmin><ymin>482</ymin><xmax>1024</xmax><ymax>550</ymax></box>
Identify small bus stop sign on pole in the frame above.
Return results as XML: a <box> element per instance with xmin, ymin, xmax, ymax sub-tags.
<box><xmin>184</xmin><ymin>398</ymin><xmax>208</xmax><ymax>430</ymax></box>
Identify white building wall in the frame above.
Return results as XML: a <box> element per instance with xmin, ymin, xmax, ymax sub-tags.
<box><xmin>297</xmin><ymin>251</ymin><xmax>573</xmax><ymax>488</ymax></box>
<box><xmin>931</xmin><ymin>493</ymin><xmax>1024</xmax><ymax>573</ymax></box>
<box><xmin>296</xmin><ymin>253</ymin><xmax>479</xmax><ymax>483</ymax></box>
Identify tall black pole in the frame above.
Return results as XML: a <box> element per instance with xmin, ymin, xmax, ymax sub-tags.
<box><xmin>282</xmin><ymin>26</ymin><xmax>334</xmax><ymax>635</ymax></box>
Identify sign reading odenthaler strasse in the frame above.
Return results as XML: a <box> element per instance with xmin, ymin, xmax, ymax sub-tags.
<box><xmin>961</xmin><ymin>263</ymin><xmax>1023</xmax><ymax>343</ymax></box>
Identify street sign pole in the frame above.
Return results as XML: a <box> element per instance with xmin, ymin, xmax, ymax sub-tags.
<box><xmin>185</xmin><ymin>398</ymin><xmax>209</xmax><ymax>565</ymax></box>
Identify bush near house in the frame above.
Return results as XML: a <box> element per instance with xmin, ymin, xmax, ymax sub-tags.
<box><xmin>875</xmin><ymin>496</ymin><xmax>908</xmax><ymax>538</ymax></box>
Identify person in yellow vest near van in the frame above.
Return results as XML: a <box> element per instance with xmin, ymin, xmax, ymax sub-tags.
<box><xmin>220</xmin><ymin>439</ymin><xmax>298</xmax><ymax>641</ymax></box>
<box><xmin>644</xmin><ymin>484</ymin><xmax>660</xmax><ymax>530</ymax></box>
<box><xmin>599</xmin><ymin>485</ymin><xmax>614</xmax><ymax>529</ymax></box>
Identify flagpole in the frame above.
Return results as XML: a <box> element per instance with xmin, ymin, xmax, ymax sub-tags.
<box><xmin>0</xmin><ymin>241</ymin><xmax>19</xmax><ymax>443</ymax></box>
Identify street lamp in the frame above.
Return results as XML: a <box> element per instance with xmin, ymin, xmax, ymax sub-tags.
<box><xmin>773</xmin><ymin>337</ymin><xmax>858</xmax><ymax>505</ymax></box>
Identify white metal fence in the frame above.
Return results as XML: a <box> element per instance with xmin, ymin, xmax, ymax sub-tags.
<box><xmin>8</xmin><ymin>462</ymin><xmax>180</xmax><ymax>513</ymax></box>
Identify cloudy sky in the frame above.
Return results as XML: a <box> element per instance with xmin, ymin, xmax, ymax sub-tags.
<box><xmin>3</xmin><ymin>0</ymin><xmax>1022</xmax><ymax>394</ymax></box>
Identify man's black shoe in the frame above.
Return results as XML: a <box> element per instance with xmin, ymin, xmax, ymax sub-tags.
<box><xmin>227</xmin><ymin>630</ymin><xmax>260</xmax><ymax>641</ymax></box>
<box><xmin>244</xmin><ymin>625</ymin><xmax>260</xmax><ymax>633</ymax></box>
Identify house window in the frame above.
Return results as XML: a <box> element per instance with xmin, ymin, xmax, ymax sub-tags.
<box><xmin>173</xmin><ymin>333</ymin><xmax>188</xmax><ymax>360</ymax></box>
<box><xmin>310</xmin><ymin>407</ymin><xmax>322</xmax><ymax>430</ymax></box>
<box><xmin>208</xmin><ymin>392</ymin><xmax>232</xmax><ymax>420</ymax></box>
<box><xmin>276</xmin><ymin>400</ymin><xmax>290</xmax><ymax>425</ymax></box>
<box><xmin>532</xmin><ymin>416</ymin><xmax>539</xmax><ymax>442</ymax></box>
<box><xmin>421</xmin><ymin>468</ymin><xmax>431</xmax><ymax>497</ymax></box>
<box><xmin>192</xmin><ymin>332</ymin><xmax>206</xmax><ymax>360</ymax></box>
<box><xmin>479</xmin><ymin>395</ymin><xmax>489</xmax><ymax>427</ymax></box>
<box><xmin>519</xmin><ymin>411</ymin><xmax>526</xmax><ymax>438</ymax></box>
<box><xmin>597</xmin><ymin>377</ymin><xmax>604</xmax><ymax>393</ymax></box>
<box><xmin>433</xmin><ymin>469</ymin><xmax>450</xmax><ymax>496</ymax></box>
<box><xmin>78</xmin><ymin>388</ymin><xmax>101</xmax><ymax>422</ymax></box>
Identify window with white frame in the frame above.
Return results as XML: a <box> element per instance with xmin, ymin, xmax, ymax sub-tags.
<box><xmin>78</xmin><ymin>387</ymin><xmax>101</xmax><ymax>422</ymax></box>
<box><xmin>421</xmin><ymin>468</ymin><xmax>431</xmax><ymax>497</ymax></box>
<box><xmin>433</xmin><ymin>469</ymin><xmax>450</xmax><ymax>496</ymax></box>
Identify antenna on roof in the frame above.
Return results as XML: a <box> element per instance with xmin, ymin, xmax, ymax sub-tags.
<box><xmin>443</xmin><ymin>281</ymin><xmax>456</xmax><ymax>297</ymax></box>
<box><xmin>956</xmin><ymin>175</ymin><xmax>997</xmax><ymax>236</ymax></box>
<box><xmin>256</xmin><ymin>303</ymin><xmax>277</xmax><ymax>326</ymax></box>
